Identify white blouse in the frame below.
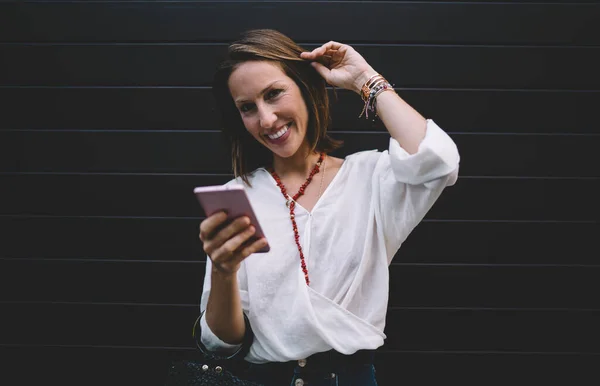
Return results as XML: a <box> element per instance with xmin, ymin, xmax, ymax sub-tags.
<box><xmin>200</xmin><ymin>119</ymin><xmax>460</xmax><ymax>364</ymax></box>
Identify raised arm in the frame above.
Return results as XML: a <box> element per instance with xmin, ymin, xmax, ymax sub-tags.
<box><xmin>302</xmin><ymin>42</ymin><xmax>460</xmax><ymax>261</ymax></box>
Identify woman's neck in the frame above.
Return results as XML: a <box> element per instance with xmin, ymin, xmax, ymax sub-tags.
<box><xmin>272</xmin><ymin>146</ymin><xmax>322</xmax><ymax>179</ymax></box>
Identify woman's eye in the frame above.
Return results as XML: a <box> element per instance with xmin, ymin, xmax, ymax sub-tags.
<box><xmin>240</xmin><ymin>104</ymin><xmax>254</xmax><ymax>113</ymax></box>
<box><xmin>266</xmin><ymin>89</ymin><xmax>282</xmax><ymax>99</ymax></box>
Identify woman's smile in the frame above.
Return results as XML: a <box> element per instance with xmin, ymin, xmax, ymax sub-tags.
<box><xmin>265</xmin><ymin>122</ymin><xmax>292</xmax><ymax>143</ymax></box>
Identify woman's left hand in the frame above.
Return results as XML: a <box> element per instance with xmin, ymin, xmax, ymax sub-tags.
<box><xmin>300</xmin><ymin>41</ymin><xmax>378</xmax><ymax>95</ymax></box>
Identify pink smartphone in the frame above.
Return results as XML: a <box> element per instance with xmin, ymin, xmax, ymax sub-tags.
<box><xmin>194</xmin><ymin>184</ymin><xmax>270</xmax><ymax>253</ymax></box>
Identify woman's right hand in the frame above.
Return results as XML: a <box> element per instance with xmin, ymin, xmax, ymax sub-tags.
<box><xmin>199</xmin><ymin>212</ymin><xmax>268</xmax><ymax>276</ymax></box>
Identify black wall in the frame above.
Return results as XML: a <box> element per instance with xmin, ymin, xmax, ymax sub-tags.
<box><xmin>1</xmin><ymin>1</ymin><xmax>599</xmax><ymax>385</ymax></box>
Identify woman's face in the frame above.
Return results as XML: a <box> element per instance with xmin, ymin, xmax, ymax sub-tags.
<box><xmin>228</xmin><ymin>60</ymin><xmax>310</xmax><ymax>160</ymax></box>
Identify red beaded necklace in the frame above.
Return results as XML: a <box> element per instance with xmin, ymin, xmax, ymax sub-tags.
<box><xmin>270</xmin><ymin>152</ymin><xmax>325</xmax><ymax>286</ymax></box>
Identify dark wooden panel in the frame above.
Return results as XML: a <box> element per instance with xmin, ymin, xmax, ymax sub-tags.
<box><xmin>0</xmin><ymin>345</ymin><xmax>187</xmax><ymax>386</ymax></box>
<box><xmin>372</xmin><ymin>351</ymin><xmax>600</xmax><ymax>386</ymax></box>
<box><xmin>398</xmin><ymin>221</ymin><xmax>600</xmax><ymax>265</ymax></box>
<box><xmin>385</xmin><ymin>309</ymin><xmax>600</xmax><ymax>353</ymax></box>
<box><xmin>2</xmin><ymin>88</ymin><xmax>598</xmax><ymax>134</ymax></box>
<box><xmin>0</xmin><ymin>303</ymin><xmax>198</xmax><ymax>347</ymax></box>
<box><xmin>389</xmin><ymin>265</ymin><xmax>600</xmax><ymax>309</ymax></box>
<box><xmin>431</xmin><ymin>178</ymin><xmax>598</xmax><ymax>221</ymax></box>
<box><xmin>2</xmin><ymin>44</ymin><xmax>599</xmax><ymax>89</ymax></box>
<box><xmin>2</xmin><ymin>346</ymin><xmax>598</xmax><ymax>386</ymax></box>
<box><xmin>0</xmin><ymin>217</ymin><xmax>206</xmax><ymax>260</ymax></box>
<box><xmin>1</xmin><ymin>2</ymin><xmax>598</xmax><ymax>45</ymax></box>
<box><xmin>3</xmin><ymin>217</ymin><xmax>598</xmax><ymax>265</ymax></box>
<box><xmin>3</xmin><ymin>131</ymin><xmax>599</xmax><ymax>177</ymax></box>
<box><xmin>1</xmin><ymin>174</ymin><xmax>597</xmax><ymax>221</ymax></box>
<box><xmin>0</xmin><ymin>260</ymin><xmax>205</xmax><ymax>305</ymax></box>
<box><xmin>2</xmin><ymin>303</ymin><xmax>598</xmax><ymax>352</ymax></box>
<box><xmin>0</xmin><ymin>174</ymin><xmax>227</xmax><ymax>217</ymax></box>
<box><xmin>1</xmin><ymin>259</ymin><xmax>599</xmax><ymax>309</ymax></box>
<box><xmin>0</xmin><ymin>131</ymin><xmax>229</xmax><ymax>174</ymax></box>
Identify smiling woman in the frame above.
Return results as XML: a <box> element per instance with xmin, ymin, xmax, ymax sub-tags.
<box><xmin>212</xmin><ymin>29</ymin><xmax>342</xmax><ymax>185</ymax></box>
<box><xmin>194</xmin><ymin>29</ymin><xmax>460</xmax><ymax>386</ymax></box>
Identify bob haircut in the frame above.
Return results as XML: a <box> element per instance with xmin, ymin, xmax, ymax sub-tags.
<box><xmin>212</xmin><ymin>29</ymin><xmax>342</xmax><ymax>185</ymax></box>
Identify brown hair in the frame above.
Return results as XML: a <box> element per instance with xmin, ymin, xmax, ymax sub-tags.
<box><xmin>212</xmin><ymin>29</ymin><xmax>342</xmax><ymax>185</ymax></box>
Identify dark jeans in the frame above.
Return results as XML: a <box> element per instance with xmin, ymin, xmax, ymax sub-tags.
<box><xmin>244</xmin><ymin>350</ymin><xmax>378</xmax><ymax>386</ymax></box>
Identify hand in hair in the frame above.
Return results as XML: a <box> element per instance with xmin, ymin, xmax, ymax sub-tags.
<box><xmin>300</xmin><ymin>41</ymin><xmax>378</xmax><ymax>95</ymax></box>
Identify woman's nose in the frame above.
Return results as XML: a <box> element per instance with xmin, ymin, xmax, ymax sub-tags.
<box><xmin>258</xmin><ymin>105</ymin><xmax>277</xmax><ymax>129</ymax></box>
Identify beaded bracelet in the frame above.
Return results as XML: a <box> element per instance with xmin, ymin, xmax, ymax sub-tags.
<box><xmin>359</xmin><ymin>74</ymin><xmax>395</xmax><ymax>120</ymax></box>
<box><xmin>361</xmin><ymin>74</ymin><xmax>384</xmax><ymax>101</ymax></box>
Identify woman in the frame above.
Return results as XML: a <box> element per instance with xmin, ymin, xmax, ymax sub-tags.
<box><xmin>197</xmin><ymin>29</ymin><xmax>460</xmax><ymax>385</ymax></box>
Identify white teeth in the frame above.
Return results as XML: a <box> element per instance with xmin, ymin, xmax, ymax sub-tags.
<box><xmin>267</xmin><ymin>123</ymin><xmax>290</xmax><ymax>140</ymax></box>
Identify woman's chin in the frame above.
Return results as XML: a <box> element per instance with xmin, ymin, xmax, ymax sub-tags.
<box><xmin>264</xmin><ymin>136</ymin><xmax>303</xmax><ymax>159</ymax></box>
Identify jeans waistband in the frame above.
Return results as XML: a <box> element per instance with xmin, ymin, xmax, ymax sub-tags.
<box><xmin>247</xmin><ymin>349</ymin><xmax>375</xmax><ymax>377</ymax></box>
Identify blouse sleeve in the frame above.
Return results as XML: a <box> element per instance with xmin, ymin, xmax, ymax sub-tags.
<box><xmin>198</xmin><ymin>257</ymin><xmax>249</xmax><ymax>353</ymax></box>
<box><xmin>375</xmin><ymin>119</ymin><xmax>460</xmax><ymax>263</ymax></box>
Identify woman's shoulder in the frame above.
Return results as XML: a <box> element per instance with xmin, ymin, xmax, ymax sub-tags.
<box><xmin>342</xmin><ymin>148</ymin><xmax>384</xmax><ymax>172</ymax></box>
<box><xmin>224</xmin><ymin>168</ymin><xmax>271</xmax><ymax>190</ymax></box>
<box><xmin>345</xmin><ymin>148</ymin><xmax>381</xmax><ymax>161</ymax></box>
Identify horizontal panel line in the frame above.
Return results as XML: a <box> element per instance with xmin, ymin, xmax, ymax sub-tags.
<box><xmin>336</xmin><ymin>131</ymin><xmax>600</xmax><ymax>136</ymax></box>
<box><xmin>393</xmin><ymin>262</ymin><xmax>600</xmax><ymax>268</ymax></box>
<box><xmin>0</xmin><ymin>300</ymin><xmax>198</xmax><ymax>307</ymax></box>
<box><xmin>0</xmin><ymin>214</ymin><xmax>200</xmax><ymax>220</ymax></box>
<box><xmin>3</xmin><ymin>257</ymin><xmax>600</xmax><ymax>269</ymax></box>
<box><xmin>3</xmin><ymin>129</ymin><xmax>599</xmax><ymax>136</ymax></box>
<box><xmin>1</xmin><ymin>85</ymin><xmax>599</xmax><ymax>93</ymax></box>
<box><xmin>425</xmin><ymin>219</ymin><xmax>599</xmax><ymax>224</ymax></box>
<box><xmin>0</xmin><ymin>258</ymin><xmax>207</xmax><ymax>263</ymax></box>
<box><xmin>0</xmin><ymin>343</ymin><xmax>598</xmax><ymax>357</ymax></box>
<box><xmin>1</xmin><ymin>214</ymin><xmax>596</xmax><ymax>223</ymax></box>
<box><xmin>1</xmin><ymin>301</ymin><xmax>598</xmax><ymax>313</ymax></box>
<box><xmin>0</xmin><ymin>343</ymin><xmax>195</xmax><ymax>351</ymax></box>
<box><xmin>2</xmin><ymin>42</ymin><xmax>599</xmax><ymax>49</ymax></box>
<box><xmin>0</xmin><ymin>172</ymin><xmax>232</xmax><ymax>176</ymax></box>
<box><xmin>382</xmin><ymin>349</ymin><xmax>600</xmax><ymax>356</ymax></box>
<box><xmin>0</xmin><ymin>86</ymin><xmax>214</xmax><ymax>90</ymax></box>
<box><xmin>387</xmin><ymin>307</ymin><xmax>600</xmax><ymax>312</ymax></box>
<box><xmin>458</xmin><ymin>176</ymin><xmax>599</xmax><ymax>180</ymax></box>
<box><xmin>1</xmin><ymin>172</ymin><xmax>597</xmax><ymax>180</ymax></box>
<box><xmin>3</xmin><ymin>1</ymin><xmax>599</xmax><ymax>6</ymax></box>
